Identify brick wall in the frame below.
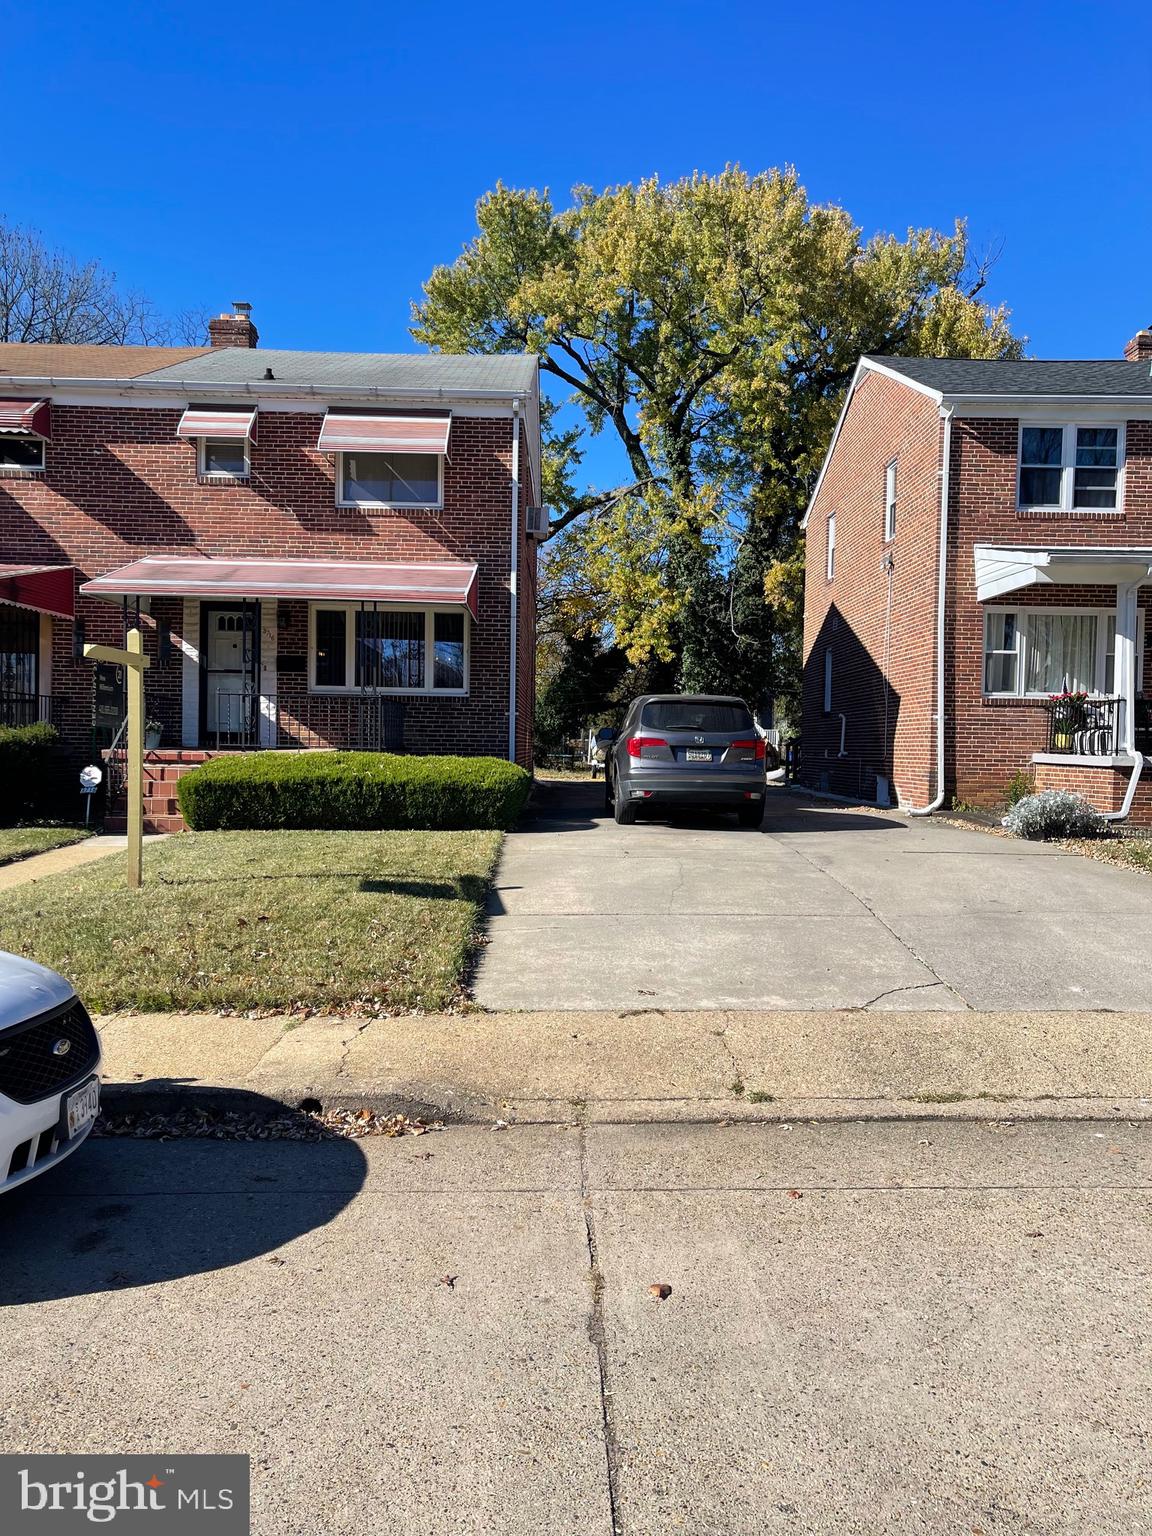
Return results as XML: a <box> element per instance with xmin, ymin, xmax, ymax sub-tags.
<box><xmin>0</xmin><ymin>402</ymin><xmax>536</xmax><ymax>768</ymax></box>
<box><xmin>801</xmin><ymin>370</ymin><xmax>943</xmax><ymax>804</ymax></box>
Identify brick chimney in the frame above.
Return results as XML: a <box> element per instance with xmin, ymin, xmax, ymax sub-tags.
<box><xmin>207</xmin><ymin>301</ymin><xmax>259</xmax><ymax>349</ymax></box>
<box><xmin>1124</xmin><ymin>324</ymin><xmax>1152</xmax><ymax>363</ymax></box>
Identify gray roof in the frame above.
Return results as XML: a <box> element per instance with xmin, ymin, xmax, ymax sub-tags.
<box><xmin>868</xmin><ymin>355</ymin><xmax>1152</xmax><ymax>398</ymax></box>
<box><xmin>139</xmin><ymin>348</ymin><xmax>539</xmax><ymax>394</ymax></box>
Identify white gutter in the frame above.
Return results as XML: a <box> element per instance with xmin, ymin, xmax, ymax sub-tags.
<box><xmin>508</xmin><ymin>398</ymin><xmax>521</xmax><ymax>764</ymax></box>
<box><xmin>906</xmin><ymin>405</ymin><xmax>955</xmax><ymax>816</ymax></box>
<box><xmin>0</xmin><ymin>375</ymin><xmax>529</xmax><ymax>403</ymax></box>
<box><xmin>1101</xmin><ymin>756</ymin><xmax>1145</xmax><ymax>823</ymax></box>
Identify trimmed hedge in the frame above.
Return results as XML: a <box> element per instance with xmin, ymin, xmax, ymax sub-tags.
<box><xmin>177</xmin><ymin>751</ymin><xmax>532</xmax><ymax>832</ymax></box>
<box><xmin>0</xmin><ymin>722</ymin><xmax>60</xmax><ymax>824</ymax></box>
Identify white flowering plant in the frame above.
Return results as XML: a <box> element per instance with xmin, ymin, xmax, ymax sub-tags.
<box><xmin>1002</xmin><ymin>789</ymin><xmax>1107</xmax><ymax>841</ymax></box>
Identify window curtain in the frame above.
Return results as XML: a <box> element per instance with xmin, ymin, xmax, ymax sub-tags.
<box><xmin>1024</xmin><ymin>613</ymin><xmax>1098</xmax><ymax>694</ymax></box>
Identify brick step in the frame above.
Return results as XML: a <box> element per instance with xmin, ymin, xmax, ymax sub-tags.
<box><xmin>143</xmin><ymin>796</ymin><xmax>180</xmax><ymax>816</ymax></box>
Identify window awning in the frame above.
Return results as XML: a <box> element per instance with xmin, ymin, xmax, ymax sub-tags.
<box><xmin>0</xmin><ymin>399</ymin><xmax>51</xmax><ymax>438</ymax></box>
<box><xmin>0</xmin><ymin>564</ymin><xmax>74</xmax><ymax>619</ymax></box>
<box><xmin>176</xmin><ymin>406</ymin><xmax>257</xmax><ymax>441</ymax></box>
<box><xmin>316</xmin><ymin>412</ymin><xmax>451</xmax><ymax>454</ymax></box>
<box><xmin>974</xmin><ymin>544</ymin><xmax>1152</xmax><ymax>602</ymax></box>
<box><xmin>81</xmin><ymin>556</ymin><xmax>479</xmax><ymax>621</ymax></box>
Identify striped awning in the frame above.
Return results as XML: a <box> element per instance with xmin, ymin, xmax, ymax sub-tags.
<box><xmin>81</xmin><ymin>556</ymin><xmax>479</xmax><ymax>621</ymax></box>
<box><xmin>177</xmin><ymin>405</ymin><xmax>257</xmax><ymax>441</ymax></box>
<box><xmin>316</xmin><ymin>412</ymin><xmax>451</xmax><ymax>454</ymax></box>
<box><xmin>0</xmin><ymin>564</ymin><xmax>74</xmax><ymax>619</ymax></box>
<box><xmin>0</xmin><ymin>399</ymin><xmax>50</xmax><ymax>438</ymax></box>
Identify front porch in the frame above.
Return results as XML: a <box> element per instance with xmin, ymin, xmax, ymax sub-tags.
<box><xmin>975</xmin><ymin>543</ymin><xmax>1152</xmax><ymax>824</ymax></box>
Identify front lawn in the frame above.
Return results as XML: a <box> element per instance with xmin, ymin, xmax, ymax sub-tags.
<box><xmin>0</xmin><ymin>829</ymin><xmax>501</xmax><ymax>1014</ymax></box>
<box><xmin>0</xmin><ymin>824</ymin><xmax>94</xmax><ymax>867</ymax></box>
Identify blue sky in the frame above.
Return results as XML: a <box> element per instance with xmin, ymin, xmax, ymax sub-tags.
<box><xmin>3</xmin><ymin>0</ymin><xmax>1150</xmax><ymax>489</ymax></box>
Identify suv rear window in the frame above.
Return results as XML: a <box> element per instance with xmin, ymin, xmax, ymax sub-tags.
<box><xmin>641</xmin><ymin>701</ymin><xmax>754</xmax><ymax>732</ymax></box>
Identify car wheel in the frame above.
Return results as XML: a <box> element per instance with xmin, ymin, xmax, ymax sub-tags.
<box><xmin>613</xmin><ymin>781</ymin><xmax>637</xmax><ymax>825</ymax></box>
<box><xmin>737</xmin><ymin>803</ymin><xmax>763</xmax><ymax>828</ymax></box>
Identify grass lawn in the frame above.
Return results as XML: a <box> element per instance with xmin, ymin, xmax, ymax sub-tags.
<box><xmin>0</xmin><ymin>824</ymin><xmax>94</xmax><ymax>867</ymax></box>
<box><xmin>0</xmin><ymin>829</ymin><xmax>501</xmax><ymax>1014</ymax></box>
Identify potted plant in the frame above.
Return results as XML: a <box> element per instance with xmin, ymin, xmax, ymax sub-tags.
<box><xmin>1048</xmin><ymin>690</ymin><xmax>1089</xmax><ymax>751</ymax></box>
<box><xmin>144</xmin><ymin>717</ymin><xmax>163</xmax><ymax>749</ymax></box>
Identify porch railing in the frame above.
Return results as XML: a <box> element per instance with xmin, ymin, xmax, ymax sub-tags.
<box><xmin>209</xmin><ymin>693</ymin><xmax>405</xmax><ymax>752</ymax></box>
<box><xmin>1044</xmin><ymin>695</ymin><xmax>1121</xmax><ymax>756</ymax></box>
<box><xmin>0</xmin><ymin>693</ymin><xmax>57</xmax><ymax>729</ymax></box>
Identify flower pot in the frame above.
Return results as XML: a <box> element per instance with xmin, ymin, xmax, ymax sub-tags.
<box><xmin>145</xmin><ymin>728</ymin><xmax>163</xmax><ymax>749</ymax></box>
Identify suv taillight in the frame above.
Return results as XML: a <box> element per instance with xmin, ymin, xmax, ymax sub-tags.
<box><xmin>627</xmin><ymin>735</ymin><xmax>668</xmax><ymax>757</ymax></box>
<box><xmin>730</xmin><ymin>738</ymin><xmax>766</xmax><ymax>761</ymax></box>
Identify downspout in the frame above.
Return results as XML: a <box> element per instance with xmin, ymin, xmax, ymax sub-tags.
<box><xmin>507</xmin><ymin>398</ymin><xmax>521</xmax><ymax>763</ymax></box>
<box><xmin>906</xmin><ymin>404</ymin><xmax>954</xmax><ymax>816</ymax></box>
<box><xmin>1100</xmin><ymin>577</ymin><xmax>1144</xmax><ymax>822</ymax></box>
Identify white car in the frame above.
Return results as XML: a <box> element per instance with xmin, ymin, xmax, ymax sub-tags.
<box><xmin>0</xmin><ymin>952</ymin><xmax>101</xmax><ymax>1193</ymax></box>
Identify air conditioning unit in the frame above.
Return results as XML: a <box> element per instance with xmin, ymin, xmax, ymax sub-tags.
<box><xmin>525</xmin><ymin>505</ymin><xmax>550</xmax><ymax>540</ymax></box>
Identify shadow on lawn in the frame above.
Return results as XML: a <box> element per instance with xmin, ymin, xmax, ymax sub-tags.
<box><xmin>0</xmin><ymin>1090</ymin><xmax>367</xmax><ymax>1306</ymax></box>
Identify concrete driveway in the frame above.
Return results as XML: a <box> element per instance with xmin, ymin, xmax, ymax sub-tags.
<box><xmin>473</xmin><ymin>780</ymin><xmax>1152</xmax><ymax>1011</ymax></box>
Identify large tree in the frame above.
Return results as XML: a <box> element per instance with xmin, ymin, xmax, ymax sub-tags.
<box><xmin>415</xmin><ymin>168</ymin><xmax>1021</xmax><ymax>711</ymax></box>
<box><xmin>0</xmin><ymin>219</ymin><xmax>206</xmax><ymax>346</ymax></box>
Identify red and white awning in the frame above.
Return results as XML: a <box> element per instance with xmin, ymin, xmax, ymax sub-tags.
<box><xmin>0</xmin><ymin>399</ymin><xmax>51</xmax><ymax>438</ymax></box>
<box><xmin>81</xmin><ymin>556</ymin><xmax>479</xmax><ymax>621</ymax></box>
<box><xmin>177</xmin><ymin>405</ymin><xmax>257</xmax><ymax>441</ymax></box>
<box><xmin>316</xmin><ymin>412</ymin><xmax>451</xmax><ymax>454</ymax></box>
<box><xmin>0</xmin><ymin>564</ymin><xmax>74</xmax><ymax>619</ymax></box>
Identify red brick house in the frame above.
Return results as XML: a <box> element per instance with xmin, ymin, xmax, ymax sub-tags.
<box><xmin>0</xmin><ymin>307</ymin><xmax>542</xmax><ymax>829</ymax></box>
<box><xmin>801</xmin><ymin>329</ymin><xmax>1152</xmax><ymax>824</ymax></box>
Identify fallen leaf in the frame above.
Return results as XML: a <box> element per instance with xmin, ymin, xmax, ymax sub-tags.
<box><xmin>1024</xmin><ymin>1231</ymin><xmax>1044</xmax><ymax>1238</ymax></box>
<box><xmin>787</xmin><ymin>1190</ymin><xmax>803</xmax><ymax>1200</ymax></box>
<box><xmin>438</xmin><ymin>1275</ymin><xmax>458</xmax><ymax>1289</ymax></box>
<box><xmin>649</xmin><ymin>1283</ymin><xmax>672</xmax><ymax>1301</ymax></box>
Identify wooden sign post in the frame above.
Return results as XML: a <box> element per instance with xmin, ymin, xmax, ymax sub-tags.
<box><xmin>83</xmin><ymin>627</ymin><xmax>150</xmax><ymax>888</ymax></box>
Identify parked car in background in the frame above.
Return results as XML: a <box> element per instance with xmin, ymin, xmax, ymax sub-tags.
<box><xmin>604</xmin><ymin>695</ymin><xmax>768</xmax><ymax>826</ymax></box>
<box><xmin>0</xmin><ymin>953</ymin><xmax>102</xmax><ymax>1193</ymax></box>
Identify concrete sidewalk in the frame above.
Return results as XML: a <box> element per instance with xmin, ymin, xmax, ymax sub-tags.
<box><xmin>95</xmin><ymin>1007</ymin><xmax>1152</xmax><ymax>1122</ymax></box>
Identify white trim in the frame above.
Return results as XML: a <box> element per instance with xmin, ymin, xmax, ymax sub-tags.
<box><xmin>1031</xmin><ymin>752</ymin><xmax>1137</xmax><ymax>767</ymax></box>
<box><xmin>258</xmin><ymin>601</ymin><xmax>277</xmax><ymax>746</ymax></box>
<box><xmin>336</xmin><ymin>450</ymin><xmax>443</xmax><ymax>510</ymax></box>
<box><xmin>825</xmin><ymin>511</ymin><xmax>836</xmax><ymax>581</ymax></box>
<box><xmin>857</xmin><ymin>358</ymin><xmax>944</xmax><ymax>402</ymax></box>
<box><xmin>884</xmin><ymin>457</ymin><xmax>897</xmax><ymax>542</ymax></box>
<box><xmin>306</xmin><ymin>602</ymin><xmax>469</xmax><ymax>697</ymax></box>
<box><xmin>981</xmin><ymin>603</ymin><xmax>1144</xmax><ymax>699</ymax></box>
<box><xmin>973</xmin><ymin>543</ymin><xmax>1152</xmax><ymax>603</ymax></box>
<box><xmin>179</xmin><ymin>598</ymin><xmax>200</xmax><ymax>748</ymax></box>
<box><xmin>1016</xmin><ymin>421</ymin><xmax>1124</xmax><ymax>514</ymax></box>
<box><xmin>508</xmin><ymin>398</ymin><xmax>521</xmax><ymax>763</ymax></box>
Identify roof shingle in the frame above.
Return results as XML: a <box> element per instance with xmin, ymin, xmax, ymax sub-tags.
<box><xmin>868</xmin><ymin>355</ymin><xmax>1152</xmax><ymax>398</ymax></box>
<box><xmin>0</xmin><ymin>343</ymin><xmax>211</xmax><ymax>379</ymax></box>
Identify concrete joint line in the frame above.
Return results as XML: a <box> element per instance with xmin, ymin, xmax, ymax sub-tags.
<box><xmin>578</xmin><ymin>1123</ymin><xmax>624</xmax><ymax>1535</ymax></box>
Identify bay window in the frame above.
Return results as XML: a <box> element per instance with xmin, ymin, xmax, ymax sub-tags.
<box><xmin>309</xmin><ymin>605</ymin><xmax>468</xmax><ymax>694</ymax></box>
<box><xmin>1018</xmin><ymin>424</ymin><xmax>1122</xmax><ymax>512</ymax></box>
<box><xmin>983</xmin><ymin>606</ymin><xmax>1138</xmax><ymax>698</ymax></box>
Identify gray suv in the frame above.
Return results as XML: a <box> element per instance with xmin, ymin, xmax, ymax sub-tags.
<box><xmin>604</xmin><ymin>694</ymin><xmax>767</xmax><ymax>827</ymax></box>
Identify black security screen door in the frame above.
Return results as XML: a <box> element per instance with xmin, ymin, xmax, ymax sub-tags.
<box><xmin>200</xmin><ymin>603</ymin><xmax>260</xmax><ymax>745</ymax></box>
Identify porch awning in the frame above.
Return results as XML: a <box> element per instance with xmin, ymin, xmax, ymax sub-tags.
<box><xmin>0</xmin><ymin>398</ymin><xmax>51</xmax><ymax>438</ymax></box>
<box><xmin>0</xmin><ymin>564</ymin><xmax>74</xmax><ymax>619</ymax></box>
<box><xmin>176</xmin><ymin>405</ymin><xmax>257</xmax><ymax>441</ymax></box>
<box><xmin>316</xmin><ymin>412</ymin><xmax>452</xmax><ymax>454</ymax></box>
<box><xmin>80</xmin><ymin>556</ymin><xmax>480</xmax><ymax>621</ymax></box>
<box><xmin>974</xmin><ymin>545</ymin><xmax>1152</xmax><ymax>603</ymax></box>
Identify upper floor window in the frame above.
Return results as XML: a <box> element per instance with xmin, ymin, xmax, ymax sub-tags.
<box><xmin>200</xmin><ymin>437</ymin><xmax>249</xmax><ymax>479</ymax></box>
<box><xmin>0</xmin><ymin>434</ymin><xmax>44</xmax><ymax>472</ymax></box>
<box><xmin>1018</xmin><ymin>424</ymin><xmax>1122</xmax><ymax>512</ymax></box>
<box><xmin>825</xmin><ymin>512</ymin><xmax>836</xmax><ymax>580</ymax></box>
<box><xmin>884</xmin><ymin>460</ymin><xmax>897</xmax><ymax>541</ymax></box>
<box><xmin>338</xmin><ymin>452</ymin><xmax>442</xmax><ymax>509</ymax></box>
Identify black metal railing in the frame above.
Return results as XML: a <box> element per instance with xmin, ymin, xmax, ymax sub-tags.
<box><xmin>209</xmin><ymin>693</ymin><xmax>405</xmax><ymax>752</ymax></box>
<box><xmin>1044</xmin><ymin>694</ymin><xmax>1121</xmax><ymax>755</ymax></box>
<box><xmin>0</xmin><ymin>693</ymin><xmax>56</xmax><ymax>728</ymax></box>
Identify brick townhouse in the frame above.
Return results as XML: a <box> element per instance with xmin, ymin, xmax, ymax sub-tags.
<box><xmin>801</xmin><ymin>326</ymin><xmax>1152</xmax><ymax>824</ymax></box>
<box><xmin>0</xmin><ymin>305</ymin><xmax>542</xmax><ymax>828</ymax></box>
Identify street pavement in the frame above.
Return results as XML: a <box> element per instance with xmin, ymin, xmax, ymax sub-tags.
<box><xmin>0</xmin><ymin>1117</ymin><xmax>1148</xmax><ymax>1535</ymax></box>
<box><xmin>475</xmin><ymin>780</ymin><xmax>1152</xmax><ymax>1012</ymax></box>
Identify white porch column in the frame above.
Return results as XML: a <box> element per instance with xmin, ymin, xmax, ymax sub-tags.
<box><xmin>1115</xmin><ymin>581</ymin><xmax>1141</xmax><ymax>755</ymax></box>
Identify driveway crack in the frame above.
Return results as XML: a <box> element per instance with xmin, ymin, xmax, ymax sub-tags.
<box><xmin>579</xmin><ymin>1122</ymin><xmax>625</xmax><ymax>1535</ymax></box>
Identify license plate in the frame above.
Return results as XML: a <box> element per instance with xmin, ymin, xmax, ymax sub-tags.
<box><xmin>685</xmin><ymin>749</ymin><xmax>712</xmax><ymax>762</ymax></box>
<box><xmin>63</xmin><ymin>1077</ymin><xmax>100</xmax><ymax>1139</ymax></box>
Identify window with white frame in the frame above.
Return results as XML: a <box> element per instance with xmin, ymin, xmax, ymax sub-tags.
<box><xmin>884</xmin><ymin>459</ymin><xmax>897</xmax><ymax>541</ymax></box>
<box><xmin>338</xmin><ymin>452</ymin><xmax>442</xmax><ymax>508</ymax></box>
<box><xmin>982</xmin><ymin>606</ymin><xmax>1142</xmax><ymax>697</ymax></box>
<box><xmin>823</xmin><ymin>647</ymin><xmax>833</xmax><ymax>713</ymax></box>
<box><xmin>825</xmin><ymin>512</ymin><xmax>836</xmax><ymax>580</ymax></box>
<box><xmin>1018</xmin><ymin>424</ymin><xmax>1122</xmax><ymax>511</ymax></box>
<box><xmin>309</xmin><ymin>605</ymin><xmax>468</xmax><ymax>693</ymax></box>
<box><xmin>0</xmin><ymin>434</ymin><xmax>44</xmax><ymax>471</ymax></box>
<box><xmin>199</xmin><ymin>437</ymin><xmax>249</xmax><ymax>478</ymax></box>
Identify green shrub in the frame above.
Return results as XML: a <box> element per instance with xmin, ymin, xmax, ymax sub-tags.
<box><xmin>0</xmin><ymin>722</ymin><xmax>60</xmax><ymax>824</ymax></box>
<box><xmin>1005</xmin><ymin>768</ymin><xmax>1036</xmax><ymax>807</ymax></box>
<box><xmin>177</xmin><ymin>751</ymin><xmax>532</xmax><ymax>832</ymax></box>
